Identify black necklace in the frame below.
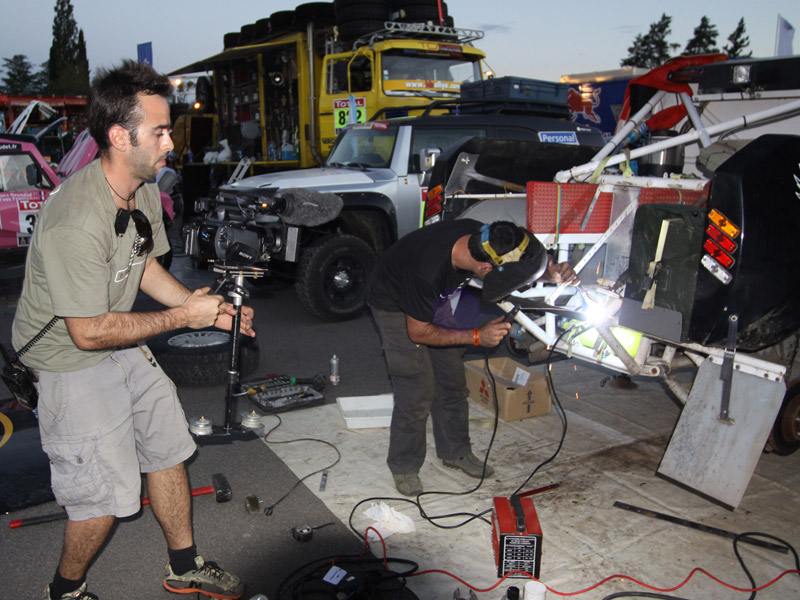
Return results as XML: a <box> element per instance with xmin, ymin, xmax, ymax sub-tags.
<box><xmin>105</xmin><ymin>176</ymin><xmax>136</xmax><ymax>207</ymax></box>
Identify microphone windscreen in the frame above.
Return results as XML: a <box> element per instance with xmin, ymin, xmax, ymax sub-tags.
<box><xmin>278</xmin><ymin>188</ymin><xmax>343</xmax><ymax>226</ymax></box>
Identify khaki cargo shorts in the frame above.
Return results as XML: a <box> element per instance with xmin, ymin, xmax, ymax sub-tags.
<box><xmin>36</xmin><ymin>346</ymin><xmax>196</xmax><ymax>521</ymax></box>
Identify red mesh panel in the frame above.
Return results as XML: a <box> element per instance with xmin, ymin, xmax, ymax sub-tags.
<box><xmin>527</xmin><ymin>182</ymin><xmax>612</xmax><ymax>234</ymax></box>
<box><xmin>526</xmin><ymin>181</ymin><xmax>709</xmax><ymax>235</ymax></box>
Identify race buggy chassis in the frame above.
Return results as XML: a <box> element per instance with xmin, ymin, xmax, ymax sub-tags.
<box><xmin>450</xmin><ymin>55</ymin><xmax>800</xmax><ymax>508</ymax></box>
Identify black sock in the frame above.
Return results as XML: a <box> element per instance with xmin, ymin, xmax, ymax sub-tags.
<box><xmin>50</xmin><ymin>571</ymin><xmax>85</xmax><ymax>599</ymax></box>
<box><xmin>168</xmin><ymin>544</ymin><xmax>198</xmax><ymax>575</ymax></box>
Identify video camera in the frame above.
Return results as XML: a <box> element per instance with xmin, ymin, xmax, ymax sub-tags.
<box><xmin>184</xmin><ymin>186</ymin><xmax>343</xmax><ymax>267</ymax></box>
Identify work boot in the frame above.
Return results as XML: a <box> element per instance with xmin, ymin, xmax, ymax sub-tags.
<box><xmin>43</xmin><ymin>582</ymin><xmax>98</xmax><ymax>599</ymax></box>
<box><xmin>392</xmin><ymin>473</ymin><xmax>423</xmax><ymax>496</ymax></box>
<box><xmin>442</xmin><ymin>452</ymin><xmax>494</xmax><ymax>478</ymax></box>
<box><xmin>164</xmin><ymin>555</ymin><xmax>244</xmax><ymax>599</ymax></box>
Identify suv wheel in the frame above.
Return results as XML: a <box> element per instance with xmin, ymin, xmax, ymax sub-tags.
<box><xmin>769</xmin><ymin>381</ymin><xmax>800</xmax><ymax>455</ymax></box>
<box><xmin>295</xmin><ymin>234</ymin><xmax>376</xmax><ymax>321</ymax></box>
<box><xmin>148</xmin><ymin>327</ymin><xmax>260</xmax><ymax>385</ymax></box>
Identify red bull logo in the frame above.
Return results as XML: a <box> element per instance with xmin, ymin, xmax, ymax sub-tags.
<box><xmin>567</xmin><ymin>87</ymin><xmax>602</xmax><ymax>124</ymax></box>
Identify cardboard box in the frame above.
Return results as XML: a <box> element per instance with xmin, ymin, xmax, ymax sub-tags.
<box><xmin>464</xmin><ymin>357</ymin><xmax>551</xmax><ymax>422</ymax></box>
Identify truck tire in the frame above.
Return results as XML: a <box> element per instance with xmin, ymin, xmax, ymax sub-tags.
<box><xmin>393</xmin><ymin>0</ymin><xmax>445</xmax><ymax>22</ymax></box>
<box><xmin>295</xmin><ymin>2</ymin><xmax>335</xmax><ymax>26</ymax></box>
<box><xmin>148</xmin><ymin>327</ymin><xmax>260</xmax><ymax>386</ymax></box>
<box><xmin>295</xmin><ymin>234</ymin><xmax>376</xmax><ymax>321</ymax></box>
<box><xmin>335</xmin><ymin>0</ymin><xmax>387</xmax><ymax>10</ymax></box>
<box><xmin>769</xmin><ymin>381</ymin><xmax>800</xmax><ymax>455</ymax></box>
<box><xmin>337</xmin><ymin>19</ymin><xmax>386</xmax><ymax>40</ymax></box>
<box><xmin>269</xmin><ymin>10</ymin><xmax>295</xmax><ymax>36</ymax></box>
<box><xmin>335</xmin><ymin>0</ymin><xmax>389</xmax><ymax>39</ymax></box>
<box><xmin>336</xmin><ymin>4</ymin><xmax>391</xmax><ymax>23</ymax></box>
<box><xmin>223</xmin><ymin>32</ymin><xmax>240</xmax><ymax>49</ymax></box>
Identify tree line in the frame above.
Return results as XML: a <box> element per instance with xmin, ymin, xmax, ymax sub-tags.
<box><xmin>1</xmin><ymin>0</ymin><xmax>89</xmax><ymax>96</ymax></box>
<box><xmin>1</xmin><ymin>6</ymin><xmax>755</xmax><ymax>96</ymax></box>
<box><xmin>622</xmin><ymin>14</ymin><xmax>751</xmax><ymax>68</ymax></box>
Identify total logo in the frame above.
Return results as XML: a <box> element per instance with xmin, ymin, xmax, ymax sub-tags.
<box><xmin>18</xmin><ymin>198</ymin><xmax>44</xmax><ymax>211</ymax></box>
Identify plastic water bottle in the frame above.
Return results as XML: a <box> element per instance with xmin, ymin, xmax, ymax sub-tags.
<box><xmin>330</xmin><ymin>354</ymin><xmax>340</xmax><ymax>386</ymax></box>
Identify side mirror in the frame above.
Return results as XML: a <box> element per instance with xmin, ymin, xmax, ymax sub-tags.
<box><xmin>421</xmin><ymin>147</ymin><xmax>442</xmax><ymax>171</ymax></box>
<box><xmin>26</xmin><ymin>164</ymin><xmax>41</xmax><ymax>187</ymax></box>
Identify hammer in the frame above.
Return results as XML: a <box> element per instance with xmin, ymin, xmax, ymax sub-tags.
<box><xmin>444</xmin><ymin>152</ymin><xmax>526</xmax><ymax>197</ymax></box>
<box><xmin>8</xmin><ymin>472</ymin><xmax>231</xmax><ymax>529</ymax></box>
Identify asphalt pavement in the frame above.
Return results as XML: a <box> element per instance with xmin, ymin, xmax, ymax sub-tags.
<box><xmin>0</xmin><ymin>240</ymin><xmax>416</xmax><ymax>600</ymax></box>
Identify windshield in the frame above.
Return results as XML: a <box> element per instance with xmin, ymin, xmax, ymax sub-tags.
<box><xmin>381</xmin><ymin>52</ymin><xmax>481</xmax><ymax>97</ymax></box>
<box><xmin>326</xmin><ymin>123</ymin><xmax>398</xmax><ymax>169</ymax></box>
<box><xmin>0</xmin><ymin>152</ymin><xmax>51</xmax><ymax>192</ymax></box>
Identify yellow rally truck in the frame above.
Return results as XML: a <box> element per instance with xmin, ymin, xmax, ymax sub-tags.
<box><xmin>169</xmin><ymin>1</ymin><xmax>486</xmax><ymax>205</ymax></box>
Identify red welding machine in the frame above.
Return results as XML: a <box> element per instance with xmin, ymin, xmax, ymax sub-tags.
<box><xmin>492</xmin><ymin>496</ymin><xmax>543</xmax><ymax>578</ymax></box>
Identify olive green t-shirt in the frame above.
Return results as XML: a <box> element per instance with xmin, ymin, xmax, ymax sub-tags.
<box><xmin>11</xmin><ymin>159</ymin><xmax>170</xmax><ymax>372</ymax></box>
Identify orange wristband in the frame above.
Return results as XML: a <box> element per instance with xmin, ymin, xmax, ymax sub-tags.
<box><xmin>473</xmin><ymin>328</ymin><xmax>480</xmax><ymax>346</ymax></box>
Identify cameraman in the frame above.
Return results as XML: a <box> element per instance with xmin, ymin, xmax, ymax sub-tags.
<box><xmin>11</xmin><ymin>60</ymin><xmax>253</xmax><ymax>600</ymax></box>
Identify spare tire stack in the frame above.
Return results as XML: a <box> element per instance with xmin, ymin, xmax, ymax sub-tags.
<box><xmin>224</xmin><ymin>1</ymin><xmax>454</xmax><ymax>49</ymax></box>
<box><xmin>335</xmin><ymin>0</ymin><xmax>452</xmax><ymax>42</ymax></box>
<box><xmin>334</xmin><ymin>0</ymin><xmax>390</xmax><ymax>41</ymax></box>
<box><xmin>387</xmin><ymin>0</ymin><xmax>451</xmax><ymax>25</ymax></box>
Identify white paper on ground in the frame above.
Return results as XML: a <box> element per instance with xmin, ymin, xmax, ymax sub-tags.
<box><xmin>363</xmin><ymin>501</ymin><xmax>416</xmax><ymax>540</ymax></box>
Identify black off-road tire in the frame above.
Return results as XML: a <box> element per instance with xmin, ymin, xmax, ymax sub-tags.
<box><xmin>769</xmin><ymin>381</ymin><xmax>800</xmax><ymax>455</ymax></box>
<box><xmin>148</xmin><ymin>327</ymin><xmax>260</xmax><ymax>386</ymax></box>
<box><xmin>335</xmin><ymin>4</ymin><xmax>390</xmax><ymax>23</ymax></box>
<box><xmin>335</xmin><ymin>0</ymin><xmax>389</xmax><ymax>39</ymax></box>
<box><xmin>295</xmin><ymin>234</ymin><xmax>376</xmax><ymax>322</ymax></box>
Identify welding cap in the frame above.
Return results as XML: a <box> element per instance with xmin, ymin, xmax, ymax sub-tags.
<box><xmin>475</xmin><ymin>222</ymin><xmax>548</xmax><ymax>302</ymax></box>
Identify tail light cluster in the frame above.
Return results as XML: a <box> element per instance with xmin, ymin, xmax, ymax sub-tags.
<box><xmin>423</xmin><ymin>185</ymin><xmax>444</xmax><ymax>225</ymax></box>
<box><xmin>702</xmin><ymin>208</ymin><xmax>740</xmax><ymax>282</ymax></box>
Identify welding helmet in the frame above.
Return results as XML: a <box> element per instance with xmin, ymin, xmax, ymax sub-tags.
<box><xmin>473</xmin><ymin>222</ymin><xmax>548</xmax><ymax>302</ymax></box>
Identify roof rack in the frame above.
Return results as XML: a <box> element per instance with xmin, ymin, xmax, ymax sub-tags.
<box><xmin>368</xmin><ymin>98</ymin><xmax>571</xmax><ymax>121</ymax></box>
<box><xmin>353</xmin><ymin>21</ymin><xmax>484</xmax><ymax>48</ymax></box>
<box><xmin>420</xmin><ymin>98</ymin><xmax>570</xmax><ymax>118</ymax></box>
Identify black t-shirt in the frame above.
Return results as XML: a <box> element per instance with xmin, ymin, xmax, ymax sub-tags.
<box><xmin>367</xmin><ymin>219</ymin><xmax>482</xmax><ymax>322</ymax></box>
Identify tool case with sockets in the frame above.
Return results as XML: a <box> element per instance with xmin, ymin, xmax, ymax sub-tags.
<box><xmin>241</xmin><ymin>375</ymin><xmax>324</xmax><ymax>413</ymax></box>
<box><xmin>492</xmin><ymin>495</ymin><xmax>543</xmax><ymax>578</ymax></box>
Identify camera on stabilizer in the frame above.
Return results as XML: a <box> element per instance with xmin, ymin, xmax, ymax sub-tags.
<box><xmin>183</xmin><ymin>186</ymin><xmax>343</xmax><ymax>268</ymax></box>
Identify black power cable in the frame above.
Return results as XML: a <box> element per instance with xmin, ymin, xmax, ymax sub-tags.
<box><xmin>733</xmin><ymin>532</ymin><xmax>800</xmax><ymax>600</ymax></box>
<box><xmin>260</xmin><ymin>413</ymin><xmax>341</xmax><ymax>515</ymax></box>
<box><xmin>346</xmin><ymin>324</ymin><xmax>575</xmax><ymax>537</ymax></box>
<box><xmin>275</xmin><ymin>553</ymin><xmax>418</xmax><ymax>599</ymax></box>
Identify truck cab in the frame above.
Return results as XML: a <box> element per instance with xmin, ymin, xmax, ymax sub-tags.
<box><xmin>169</xmin><ymin>10</ymin><xmax>487</xmax><ymax>206</ymax></box>
<box><xmin>319</xmin><ymin>33</ymin><xmax>484</xmax><ymax>148</ymax></box>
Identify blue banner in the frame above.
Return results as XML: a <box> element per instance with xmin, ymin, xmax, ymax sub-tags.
<box><xmin>137</xmin><ymin>42</ymin><xmax>153</xmax><ymax>65</ymax></box>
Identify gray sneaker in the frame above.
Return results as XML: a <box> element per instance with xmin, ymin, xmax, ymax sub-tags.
<box><xmin>43</xmin><ymin>582</ymin><xmax>98</xmax><ymax>599</ymax></box>
<box><xmin>164</xmin><ymin>555</ymin><xmax>244</xmax><ymax>599</ymax></box>
<box><xmin>442</xmin><ymin>452</ymin><xmax>494</xmax><ymax>478</ymax></box>
<box><xmin>392</xmin><ymin>473</ymin><xmax>423</xmax><ymax>496</ymax></box>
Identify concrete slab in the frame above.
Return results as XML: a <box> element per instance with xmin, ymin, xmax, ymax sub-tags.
<box><xmin>260</xmin><ymin>357</ymin><xmax>800</xmax><ymax>600</ymax></box>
